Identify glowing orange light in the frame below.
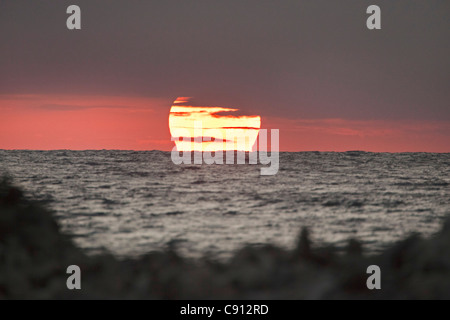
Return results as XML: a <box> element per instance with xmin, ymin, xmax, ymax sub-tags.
<box><xmin>169</xmin><ymin>97</ymin><xmax>261</xmax><ymax>151</ymax></box>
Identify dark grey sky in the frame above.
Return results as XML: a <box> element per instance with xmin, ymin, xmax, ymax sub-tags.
<box><xmin>1</xmin><ymin>0</ymin><xmax>449</xmax><ymax>120</ymax></box>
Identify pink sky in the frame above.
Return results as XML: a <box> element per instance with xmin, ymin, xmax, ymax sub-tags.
<box><xmin>0</xmin><ymin>94</ymin><xmax>449</xmax><ymax>152</ymax></box>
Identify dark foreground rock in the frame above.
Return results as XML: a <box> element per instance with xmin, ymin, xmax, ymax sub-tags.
<box><xmin>1</xmin><ymin>177</ymin><xmax>449</xmax><ymax>299</ymax></box>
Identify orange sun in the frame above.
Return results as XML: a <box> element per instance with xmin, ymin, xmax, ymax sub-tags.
<box><xmin>169</xmin><ymin>97</ymin><xmax>261</xmax><ymax>152</ymax></box>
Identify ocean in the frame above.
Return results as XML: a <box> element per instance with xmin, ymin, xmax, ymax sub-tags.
<box><xmin>0</xmin><ymin>150</ymin><xmax>449</xmax><ymax>259</ymax></box>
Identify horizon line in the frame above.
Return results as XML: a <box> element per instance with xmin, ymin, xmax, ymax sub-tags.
<box><xmin>1</xmin><ymin>148</ymin><xmax>449</xmax><ymax>154</ymax></box>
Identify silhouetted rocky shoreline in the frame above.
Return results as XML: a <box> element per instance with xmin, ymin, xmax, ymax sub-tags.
<box><xmin>1</xmin><ymin>177</ymin><xmax>449</xmax><ymax>299</ymax></box>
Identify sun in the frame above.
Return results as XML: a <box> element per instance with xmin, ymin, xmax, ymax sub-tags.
<box><xmin>169</xmin><ymin>97</ymin><xmax>261</xmax><ymax>152</ymax></box>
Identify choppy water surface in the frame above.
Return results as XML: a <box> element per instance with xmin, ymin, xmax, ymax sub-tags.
<box><xmin>1</xmin><ymin>150</ymin><xmax>449</xmax><ymax>259</ymax></box>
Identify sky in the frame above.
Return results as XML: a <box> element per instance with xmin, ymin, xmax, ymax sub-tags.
<box><xmin>0</xmin><ymin>0</ymin><xmax>449</xmax><ymax>151</ymax></box>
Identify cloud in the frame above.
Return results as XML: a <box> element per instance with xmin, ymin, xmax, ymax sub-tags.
<box><xmin>0</xmin><ymin>94</ymin><xmax>164</xmax><ymax>112</ymax></box>
<box><xmin>39</xmin><ymin>104</ymin><xmax>131</xmax><ymax>111</ymax></box>
<box><xmin>172</xmin><ymin>136</ymin><xmax>234</xmax><ymax>143</ymax></box>
<box><xmin>264</xmin><ymin>117</ymin><xmax>450</xmax><ymax>152</ymax></box>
